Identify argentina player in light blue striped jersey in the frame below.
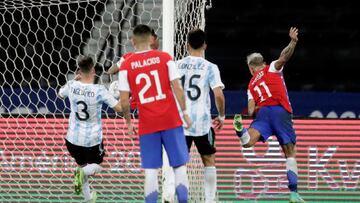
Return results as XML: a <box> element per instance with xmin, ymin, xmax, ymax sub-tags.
<box><xmin>58</xmin><ymin>56</ymin><xmax>122</xmax><ymax>203</ymax></box>
<box><xmin>176</xmin><ymin>29</ymin><xmax>225</xmax><ymax>203</ymax></box>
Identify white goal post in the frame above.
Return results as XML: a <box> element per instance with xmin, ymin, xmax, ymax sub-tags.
<box><xmin>162</xmin><ymin>0</ymin><xmax>207</xmax><ymax>202</ymax></box>
<box><xmin>0</xmin><ymin>0</ymin><xmax>207</xmax><ymax>202</ymax></box>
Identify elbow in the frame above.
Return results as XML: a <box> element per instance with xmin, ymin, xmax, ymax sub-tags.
<box><xmin>277</xmin><ymin>57</ymin><xmax>287</xmax><ymax>64</ymax></box>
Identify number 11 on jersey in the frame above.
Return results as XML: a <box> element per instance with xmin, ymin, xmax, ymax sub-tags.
<box><xmin>254</xmin><ymin>81</ymin><xmax>272</xmax><ymax>102</ymax></box>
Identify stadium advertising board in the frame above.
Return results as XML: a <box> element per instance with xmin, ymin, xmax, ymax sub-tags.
<box><xmin>1</xmin><ymin>118</ymin><xmax>359</xmax><ymax>202</ymax></box>
<box><xmin>1</xmin><ymin>88</ymin><xmax>360</xmax><ymax>118</ymax></box>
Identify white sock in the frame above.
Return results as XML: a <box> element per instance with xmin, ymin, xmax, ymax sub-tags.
<box><xmin>286</xmin><ymin>157</ymin><xmax>298</xmax><ymax>174</ymax></box>
<box><xmin>144</xmin><ymin>169</ymin><xmax>159</xmax><ymax>202</ymax></box>
<box><xmin>240</xmin><ymin>129</ymin><xmax>250</xmax><ymax>145</ymax></box>
<box><xmin>163</xmin><ymin>166</ymin><xmax>175</xmax><ymax>201</ymax></box>
<box><xmin>173</xmin><ymin>165</ymin><xmax>189</xmax><ymax>202</ymax></box>
<box><xmin>83</xmin><ymin>175</ymin><xmax>91</xmax><ymax>201</ymax></box>
<box><xmin>204</xmin><ymin>166</ymin><xmax>217</xmax><ymax>202</ymax></box>
<box><xmin>286</xmin><ymin>157</ymin><xmax>299</xmax><ymax>192</ymax></box>
<box><xmin>83</xmin><ymin>163</ymin><xmax>102</xmax><ymax>176</ymax></box>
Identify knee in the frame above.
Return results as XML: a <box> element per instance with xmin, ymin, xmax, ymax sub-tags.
<box><xmin>202</xmin><ymin>154</ymin><xmax>215</xmax><ymax>166</ymax></box>
<box><xmin>243</xmin><ymin>139</ymin><xmax>257</xmax><ymax>148</ymax></box>
<box><xmin>243</xmin><ymin>143</ymin><xmax>254</xmax><ymax>148</ymax></box>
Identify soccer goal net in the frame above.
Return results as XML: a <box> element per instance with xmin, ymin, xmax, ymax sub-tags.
<box><xmin>0</xmin><ymin>0</ymin><xmax>206</xmax><ymax>202</ymax></box>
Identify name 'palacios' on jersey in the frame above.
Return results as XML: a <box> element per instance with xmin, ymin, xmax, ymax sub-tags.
<box><xmin>131</xmin><ymin>57</ymin><xmax>160</xmax><ymax>69</ymax></box>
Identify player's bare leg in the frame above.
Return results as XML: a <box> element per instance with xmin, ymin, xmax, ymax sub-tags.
<box><xmin>233</xmin><ymin>114</ymin><xmax>261</xmax><ymax>147</ymax></box>
<box><xmin>201</xmin><ymin>154</ymin><xmax>217</xmax><ymax>203</ymax></box>
<box><xmin>281</xmin><ymin>144</ymin><xmax>305</xmax><ymax>203</ymax></box>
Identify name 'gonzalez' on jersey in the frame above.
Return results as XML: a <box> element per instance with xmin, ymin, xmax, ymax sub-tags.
<box><xmin>248</xmin><ymin>60</ymin><xmax>292</xmax><ymax>113</ymax></box>
<box><xmin>118</xmin><ymin>50</ymin><xmax>183</xmax><ymax>135</ymax></box>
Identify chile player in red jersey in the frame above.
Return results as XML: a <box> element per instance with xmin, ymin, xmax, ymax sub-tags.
<box><xmin>233</xmin><ymin>27</ymin><xmax>305</xmax><ymax>203</ymax></box>
<box><xmin>118</xmin><ymin>24</ymin><xmax>192</xmax><ymax>203</ymax></box>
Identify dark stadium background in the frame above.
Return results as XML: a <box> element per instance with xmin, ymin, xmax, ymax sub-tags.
<box><xmin>205</xmin><ymin>0</ymin><xmax>360</xmax><ymax>92</ymax></box>
<box><xmin>1</xmin><ymin>1</ymin><xmax>360</xmax><ymax>203</ymax></box>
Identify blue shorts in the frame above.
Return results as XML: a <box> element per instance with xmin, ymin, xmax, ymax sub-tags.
<box><xmin>250</xmin><ymin>106</ymin><xmax>296</xmax><ymax>145</ymax></box>
<box><xmin>139</xmin><ymin>126</ymin><xmax>189</xmax><ymax>169</ymax></box>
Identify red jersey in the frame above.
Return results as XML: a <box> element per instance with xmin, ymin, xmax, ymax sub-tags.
<box><xmin>248</xmin><ymin>61</ymin><xmax>292</xmax><ymax>113</ymax></box>
<box><xmin>119</xmin><ymin>50</ymin><xmax>182</xmax><ymax>135</ymax></box>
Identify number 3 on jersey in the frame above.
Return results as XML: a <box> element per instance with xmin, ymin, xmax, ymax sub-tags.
<box><xmin>253</xmin><ymin>81</ymin><xmax>272</xmax><ymax>102</ymax></box>
<box><xmin>76</xmin><ymin>101</ymin><xmax>89</xmax><ymax>121</ymax></box>
<box><xmin>136</xmin><ymin>70</ymin><xmax>166</xmax><ymax>104</ymax></box>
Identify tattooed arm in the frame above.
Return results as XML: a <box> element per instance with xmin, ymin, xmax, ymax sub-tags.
<box><xmin>275</xmin><ymin>27</ymin><xmax>299</xmax><ymax>70</ymax></box>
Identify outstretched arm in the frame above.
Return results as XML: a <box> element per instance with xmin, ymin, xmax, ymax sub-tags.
<box><xmin>106</xmin><ymin>64</ymin><xmax>120</xmax><ymax>75</ymax></box>
<box><xmin>275</xmin><ymin>27</ymin><xmax>298</xmax><ymax>70</ymax></box>
<box><xmin>106</xmin><ymin>57</ymin><xmax>125</xmax><ymax>75</ymax></box>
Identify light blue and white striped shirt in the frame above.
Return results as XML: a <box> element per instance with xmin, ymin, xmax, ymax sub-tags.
<box><xmin>176</xmin><ymin>56</ymin><xmax>224</xmax><ymax>136</ymax></box>
<box><xmin>58</xmin><ymin>80</ymin><xmax>118</xmax><ymax>147</ymax></box>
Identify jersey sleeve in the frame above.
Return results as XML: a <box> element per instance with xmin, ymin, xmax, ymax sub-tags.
<box><xmin>115</xmin><ymin>56</ymin><xmax>125</xmax><ymax>69</ymax></box>
<box><xmin>99</xmin><ymin>86</ymin><xmax>118</xmax><ymax>108</ymax></box>
<box><xmin>58</xmin><ymin>80</ymin><xmax>72</xmax><ymax>98</ymax></box>
<box><xmin>209</xmin><ymin>65</ymin><xmax>225</xmax><ymax>89</ymax></box>
<box><xmin>167</xmin><ymin>60</ymin><xmax>180</xmax><ymax>81</ymax></box>
<box><xmin>247</xmin><ymin>89</ymin><xmax>254</xmax><ymax>101</ymax></box>
<box><xmin>118</xmin><ymin>69</ymin><xmax>130</xmax><ymax>92</ymax></box>
<box><xmin>269</xmin><ymin>60</ymin><xmax>283</xmax><ymax>73</ymax></box>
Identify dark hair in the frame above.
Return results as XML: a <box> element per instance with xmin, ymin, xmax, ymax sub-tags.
<box><xmin>133</xmin><ymin>24</ymin><xmax>152</xmax><ymax>37</ymax></box>
<box><xmin>151</xmin><ymin>28</ymin><xmax>158</xmax><ymax>39</ymax></box>
<box><xmin>187</xmin><ymin>29</ymin><xmax>206</xmax><ymax>49</ymax></box>
<box><xmin>77</xmin><ymin>55</ymin><xmax>94</xmax><ymax>73</ymax></box>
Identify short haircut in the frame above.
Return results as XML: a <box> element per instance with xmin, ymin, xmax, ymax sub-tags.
<box><xmin>133</xmin><ymin>24</ymin><xmax>152</xmax><ymax>37</ymax></box>
<box><xmin>151</xmin><ymin>28</ymin><xmax>158</xmax><ymax>39</ymax></box>
<box><xmin>187</xmin><ymin>29</ymin><xmax>206</xmax><ymax>49</ymax></box>
<box><xmin>246</xmin><ymin>53</ymin><xmax>264</xmax><ymax>66</ymax></box>
<box><xmin>77</xmin><ymin>55</ymin><xmax>94</xmax><ymax>74</ymax></box>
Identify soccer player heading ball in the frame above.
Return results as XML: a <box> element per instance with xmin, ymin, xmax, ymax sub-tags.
<box><xmin>58</xmin><ymin>56</ymin><xmax>122</xmax><ymax>203</ymax></box>
<box><xmin>118</xmin><ymin>24</ymin><xmax>192</xmax><ymax>203</ymax></box>
<box><xmin>234</xmin><ymin>27</ymin><xmax>305</xmax><ymax>203</ymax></box>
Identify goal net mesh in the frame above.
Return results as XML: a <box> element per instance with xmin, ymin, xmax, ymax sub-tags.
<box><xmin>0</xmin><ymin>0</ymin><xmax>206</xmax><ymax>202</ymax></box>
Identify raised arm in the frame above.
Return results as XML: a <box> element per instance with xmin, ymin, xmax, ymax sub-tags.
<box><xmin>106</xmin><ymin>57</ymin><xmax>125</xmax><ymax>75</ymax></box>
<box><xmin>274</xmin><ymin>27</ymin><xmax>298</xmax><ymax>70</ymax></box>
<box><xmin>106</xmin><ymin>64</ymin><xmax>120</xmax><ymax>75</ymax></box>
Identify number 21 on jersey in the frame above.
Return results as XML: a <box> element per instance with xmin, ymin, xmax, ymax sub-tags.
<box><xmin>253</xmin><ymin>81</ymin><xmax>272</xmax><ymax>102</ymax></box>
<box><xmin>136</xmin><ymin>70</ymin><xmax>166</xmax><ymax>104</ymax></box>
